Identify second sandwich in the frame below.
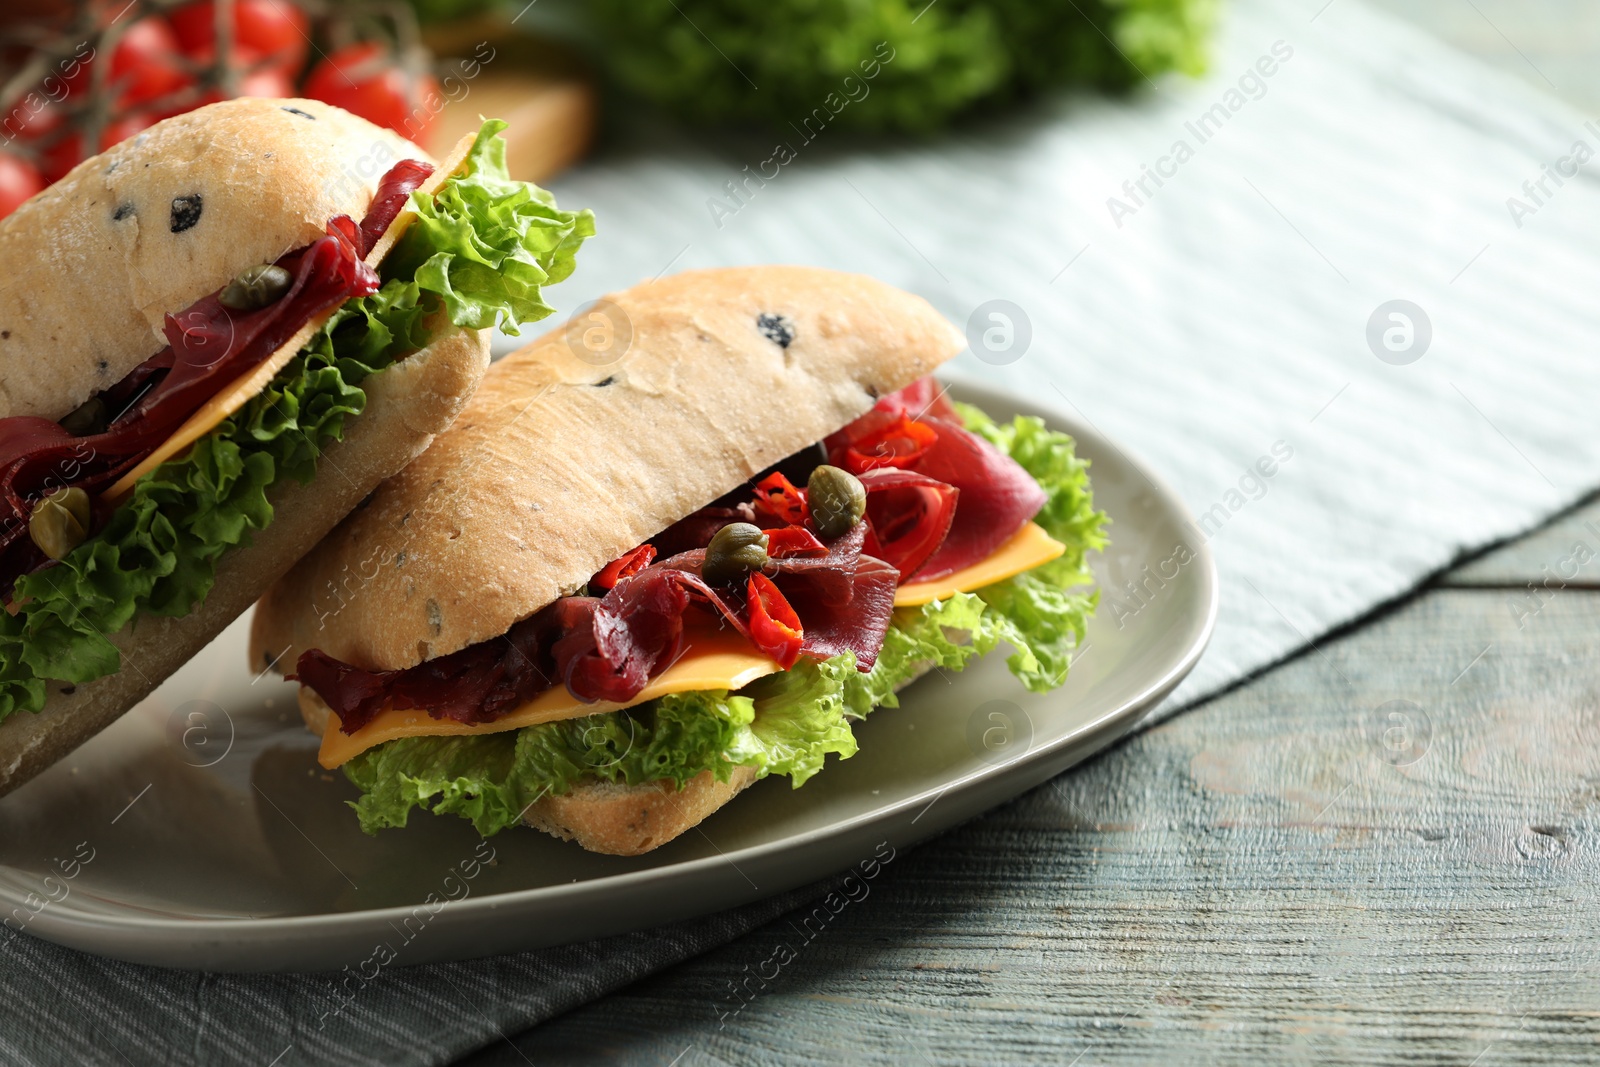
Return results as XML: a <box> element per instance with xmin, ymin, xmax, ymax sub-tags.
<box><xmin>253</xmin><ymin>266</ymin><xmax>1107</xmax><ymax>854</ymax></box>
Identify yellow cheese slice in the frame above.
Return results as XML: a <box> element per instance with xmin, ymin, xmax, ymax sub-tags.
<box><xmin>315</xmin><ymin>627</ymin><xmax>782</xmax><ymax>769</ymax></box>
<box><xmin>892</xmin><ymin>521</ymin><xmax>1065</xmax><ymax>606</ymax></box>
<box><xmin>102</xmin><ymin>132</ymin><xmax>481</xmax><ymax>504</ymax></box>
<box><xmin>101</xmin><ymin>313</ymin><xmax>332</xmax><ymax>503</ymax></box>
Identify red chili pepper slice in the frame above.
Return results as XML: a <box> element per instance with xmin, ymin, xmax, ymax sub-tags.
<box><xmin>590</xmin><ymin>543</ymin><xmax>657</xmax><ymax>591</ymax></box>
<box><xmin>753</xmin><ymin>471</ymin><xmax>808</xmax><ymax>525</ymax></box>
<box><xmin>842</xmin><ymin>414</ymin><xmax>939</xmax><ymax>473</ymax></box>
<box><xmin>857</xmin><ymin>468</ymin><xmax>960</xmax><ymax>581</ymax></box>
<box><xmin>746</xmin><ymin>572</ymin><xmax>804</xmax><ymax>668</ymax></box>
<box><xmin>765</xmin><ymin>525</ymin><xmax>828</xmax><ymax>559</ymax></box>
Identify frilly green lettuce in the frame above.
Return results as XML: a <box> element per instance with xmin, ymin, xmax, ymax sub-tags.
<box><xmin>387</xmin><ymin>119</ymin><xmax>595</xmax><ymax>336</ymax></box>
<box><xmin>346</xmin><ymin>656</ymin><xmax>861</xmax><ymax>836</ymax></box>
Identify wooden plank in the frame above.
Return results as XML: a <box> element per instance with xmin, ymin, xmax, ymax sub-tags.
<box><xmin>1442</xmin><ymin>496</ymin><xmax>1600</xmax><ymax>587</ymax></box>
<box><xmin>462</xmin><ymin>587</ymin><xmax>1600</xmax><ymax>1065</ymax></box>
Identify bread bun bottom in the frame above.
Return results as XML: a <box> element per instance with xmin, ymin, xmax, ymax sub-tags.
<box><xmin>0</xmin><ymin>325</ymin><xmax>490</xmax><ymax>798</ymax></box>
<box><xmin>525</xmin><ymin>765</ymin><xmax>763</xmax><ymax>856</ymax></box>
<box><xmin>520</xmin><ymin>663</ymin><xmax>938</xmax><ymax>855</ymax></box>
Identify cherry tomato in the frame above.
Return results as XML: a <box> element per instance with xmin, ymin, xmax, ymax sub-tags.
<box><xmin>59</xmin><ymin>17</ymin><xmax>190</xmax><ymax>108</ymax></box>
<box><xmin>194</xmin><ymin>51</ymin><xmax>297</xmax><ymax>104</ymax></box>
<box><xmin>170</xmin><ymin>1</ymin><xmax>309</xmax><ymax>77</ymax></box>
<box><xmin>39</xmin><ymin>133</ymin><xmax>82</xmax><ymax>184</ymax></box>
<box><xmin>304</xmin><ymin>42</ymin><xmax>439</xmax><ymax>141</ymax></box>
<box><xmin>0</xmin><ymin>153</ymin><xmax>44</xmax><ymax>219</ymax></box>
<box><xmin>1</xmin><ymin>97</ymin><xmax>65</xmax><ymax>143</ymax></box>
<box><xmin>109</xmin><ymin>110</ymin><xmax>160</xmax><ymax>144</ymax></box>
<box><xmin>110</xmin><ymin>17</ymin><xmax>191</xmax><ymax>106</ymax></box>
<box><xmin>56</xmin><ymin>42</ymin><xmax>99</xmax><ymax>97</ymax></box>
<box><xmin>234</xmin><ymin>64</ymin><xmax>296</xmax><ymax>98</ymax></box>
<box><xmin>184</xmin><ymin>41</ymin><xmax>293</xmax><ymax>101</ymax></box>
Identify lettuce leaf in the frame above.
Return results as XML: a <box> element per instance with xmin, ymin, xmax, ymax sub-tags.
<box><xmin>345</xmin><ymin>656</ymin><xmax>860</xmax><ymax>836</ymax></box>
<box><xmin>725</xmin><ymin>653</ymin><xmax>859</xmax><ymax>784</ymax></box>
<box><xmin>589</xmin><ymin>0</ymin><xmax>1216</xmax><ymax>134</ymax></box>
<box><xmin>0</xmin><ymin>122</ymin><xmax>592</xmax><ymax>720</ymax></box>
<box><xmin>342</xmin><ymin>402</ymin><xmax>1108</xmax><ymax>837</ymax></box>
<box><xmin>386</xmin><ymin>119</ymin><xmax>595</xmax><ymax>336</ymax></box>
<box><xmin>958</xmin><ymin>403</ymin><xmax>1106</xmax><ymax>689</ymax></box>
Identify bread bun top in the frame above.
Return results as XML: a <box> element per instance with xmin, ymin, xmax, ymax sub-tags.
<box><xmin>251</xmin><ymin>265</ymin><xmax>963</xmax><ymax>673</ymax></box>
<box><xmin>0</xmin><ymin>97</ymin><xmax>427</xmax><ymax>422</ymax></box>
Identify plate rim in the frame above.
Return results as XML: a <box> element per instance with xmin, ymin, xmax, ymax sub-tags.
<box><xmin>7</xmin><ymin>379</ymin><xmax>1219</xmax><ymax>959</ymax></box>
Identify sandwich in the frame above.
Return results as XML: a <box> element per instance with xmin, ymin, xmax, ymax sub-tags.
<box><xmin>252</xmin><ymin>266</ymin><xmax>1107</xmax><ymax>855</ymax></box>
<box><xmin>0</xmin><ymin>97</ymin><xmax>592</xmax><ymax>795</ymax></box>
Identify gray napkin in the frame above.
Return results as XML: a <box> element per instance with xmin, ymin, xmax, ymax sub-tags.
<box><xmin>0</xmin><ymin>880</ymin><xmax>833</xmax><ymax>1065</ymax></box>
<box><xmin>11</xmin><ymin>0</ymin><xmax>1599</xmax><ymax>1064</ymax></box>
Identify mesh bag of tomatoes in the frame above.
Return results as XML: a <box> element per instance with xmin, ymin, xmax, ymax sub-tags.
<box><xmin>0</xmin><ymin>0</ymin><xmax>443</xmax><ymax>218</ymax></box>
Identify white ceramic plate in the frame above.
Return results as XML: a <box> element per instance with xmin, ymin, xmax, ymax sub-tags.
<box><xmin>0</xmin><ymin>382</ymin><xmax>1216</xmax><ymax>972</ymax></box>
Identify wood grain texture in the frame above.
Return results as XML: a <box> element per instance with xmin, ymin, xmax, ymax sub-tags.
<box><xmin>464</xmin><ymin>585</ymin><xmax>1600</xmax><ymax>1066</ymax></box>
<box><xmin>1443</xmin><ymin>497</ymin><xmax>1600</xmax><ymax>587</ymax></box>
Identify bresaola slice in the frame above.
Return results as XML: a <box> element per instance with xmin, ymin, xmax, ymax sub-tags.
<box><xmin>0</xmin><ymin>157</ymin><xmax>436</xmax><ymax>597</ymax></box>
<box><xmin>781</xmin><ymin>554</ymin><xmax>899</xmax><ymax>666</ymax></box>
<box><xmin>359</xmin><ymin>159</ymin><xmax>435</xmax><ymax>255</ymax></box>
<box><xmin>298</xmin><ymin>597</ymin><xmax>585</xmax><ymax>731</ymax></box>
<box><xmin>902</xmin><ymin>416</ymin><xmax>1046</xmax><ymax>581</ymax></box>
<box><xmin>825</xmin><ymin>375</ymin><xmax>958</xmax><ymax>452</ymax></box>
<box><xmin>296</xmin><ymin>520</ymin><xmax>901</xmax><ymax>732</ymax></box>
<box><xmin>829</xmin><ymin>379</ymin><xmax>1046</xmax><ymax>582</ymax></box>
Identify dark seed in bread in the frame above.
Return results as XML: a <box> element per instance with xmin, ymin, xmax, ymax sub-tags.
<box><xmin>170</xmin><ymin>194</ymin><xmax>203</xmax><ymax>233</ymax></box>
<box><xmin>756</xmin><ymin>312</ymin><xmax>796</xmax><ymax>348</ymax></box>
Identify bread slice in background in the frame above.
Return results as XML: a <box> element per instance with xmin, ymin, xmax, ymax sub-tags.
<box><xmin>0</xmin><ymin>326</ymin><xmax>490</xmax><ymax>798</ymax></box>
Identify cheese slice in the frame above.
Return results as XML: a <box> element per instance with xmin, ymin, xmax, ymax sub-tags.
<box><xmin>892</xmin><ymin>521</ymin><xmax>1065</xmax><ymax>606</ymax></box>
<box><xmin>102</xmin><ymin>132</ymin><xmax>482</xmax><ymax>504</ymax></box>
<box><xmin>315</xmin><ymin>625</ymin><xmax>782</xmax><ymax>769</ymax></box>
<box><xmin>102</xmin><ymin>313</ymin><xmax>333</xmax><ymax>502</ymax></box>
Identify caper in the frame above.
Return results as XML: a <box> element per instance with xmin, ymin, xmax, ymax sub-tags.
<box><xmin>702</xmin><ymin>522</ymin><xmax>769</xmax><ymax>586</ymax></box>
<box><xmin>218</xmin><ymin>264</ymin><xmax>292</xmax><ymax>311</ymax></box>
<box><xmin>807</xmin><ymin>464</ymin><xmax>866</xmax><ymax>539</ymax></box>
<box><xmin>58</xmin><ymin>396</ymin><xmax>107</xmax><ymax>437</ymax></box>
<box><xmin>29</xmin><ymin>487</ymin><xmax>91</xmax><ymax>560</ymax></box>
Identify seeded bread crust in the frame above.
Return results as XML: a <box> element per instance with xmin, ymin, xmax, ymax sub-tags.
<box><xmin>0</xmin><ymin>97</ymin><xmax>426</xmax><ymax>422</ymax></box>
<box><xmin>0</xmin><ymin>327</ymin><xmax>490</xmax><ymax>799</ymax></box>
<box><xmin>250</xmin><ymin>266</ymin><xmax>964</xmax><ymax>674</ymax></box>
